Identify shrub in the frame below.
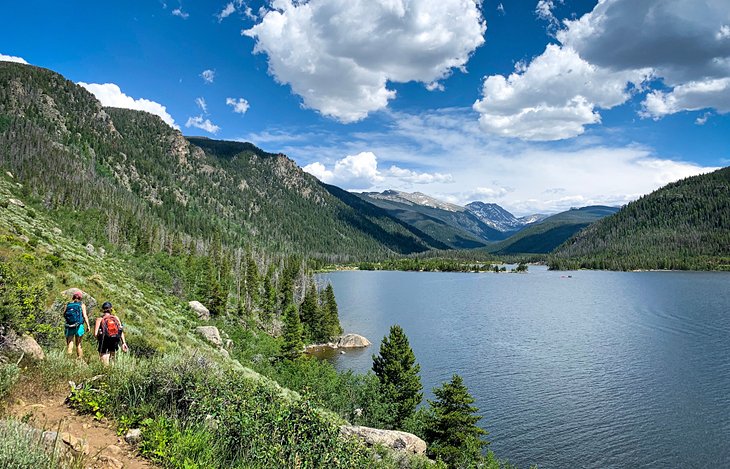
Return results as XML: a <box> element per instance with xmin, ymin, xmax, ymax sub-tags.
<box><xmin>0</xmin><ymin>420</ymin><xmax>62</xmax><ymax>469</ymax></box>
<box><xmin>0</xmin><ymin>359</ymin><xmax>20</xmax><ymax>401</ymax></box>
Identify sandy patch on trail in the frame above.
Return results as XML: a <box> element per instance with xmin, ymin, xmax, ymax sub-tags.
<box><xmin>10</xmin><ymin>394</ymin><xmax>154</xmax><ymax>469</ymax></box>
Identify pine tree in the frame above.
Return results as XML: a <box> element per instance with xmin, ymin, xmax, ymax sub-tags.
<box><xmin>299</xmin><ymin>283</ymin><xmax>321</xmax><ymax>343</ymax></box>
<box><xmin>245</xmin><ymin>251</ymin><xmax>260</xmax><ymax>308</ymax></box>
<box><xmin>320</xmin><ymin>283</ymin><xmax>342</xmax><ymax>340</ymax></box>
<box><xmin>425</xmin><ymin>374</ymin><xmax>488</xmax><ymax>467</ymax></box>
<box><xmin>372</xmin><ymin>325</ymin><xmax>422</xmax><ymax>429</ymax></box>
<box><xmin>280</xmin><ymin>303</ymin><xmax>303</xmax><ymax>360</ymax></box>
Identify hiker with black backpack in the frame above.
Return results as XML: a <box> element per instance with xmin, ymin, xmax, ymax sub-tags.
<box><xmin>64</xmin><ymin>291</ymin><xmax>90</xmax><ymax>358</ymax></box>
<box><xmin>95</xmin><ymin>302</ymin><xmax>128</xmax><ymax>365</ymax></box>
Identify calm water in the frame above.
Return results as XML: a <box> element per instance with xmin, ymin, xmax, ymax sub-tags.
<box><xmin>319</xmin><ymin>266</ymin><xmax>730</xmax><ymax>468</ymax></box>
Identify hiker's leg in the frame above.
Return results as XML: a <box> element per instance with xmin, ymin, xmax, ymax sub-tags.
<box><xmin>100</xmin><ymin>352</ymin><xmax>111</xmax><ymax>366</ymax></box>
<box><xmin>74</xmin><ymin>335</ymin><xmax>83</xmax><ymax>358</ymax></box>
<box><xmin>110</xmin><ymin>351</ymin><xmax>116</xmax><ymax>362</ymax></box>
<box><xmin>66</xmin><ymin>334</ymin><xmax>74</xmax><ymax>355</ymax></box>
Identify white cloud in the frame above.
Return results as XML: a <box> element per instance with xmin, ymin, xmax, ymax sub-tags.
<box><xmin>172</xmin><ymin>8</ymin><xmax>189</xmax><ymax>18</ymax></box>
<box><xmin>385</xmin><ymin>165</ymin><xmax>453</xmax><ymax>184</ymax></box>
<box><xmin>497</xmin><ymin>3</ymin><xmax>505</xmax><ymax>15</ymax></box>
<box><xmin>286</xmin><ymin>108</ymin><xmax>717</xmax><ymax>215</ymax></box>
<box><xmin>695</xmin><ymin>112</ymin><xmax>712</xmax><ymax>125</ymax></box>
<box><xmin>474</xmin><ymin>45</ymin><xmax>648</xmax><ymax>140</ymax></box>
<box><xmin>200</xmin><ymin>69</ymin><xmax>215</xmax><ymax>84</ymax></box>
<box><xmin>476</xmin><ymin>0</ymin><xmax>730</xmax><ymax>140</ymax></box>
<box><xmin>641</xmin><ymin>78</ymin><xmax>730</xmax><ymax>119</ymax></box>
<box><xmin>226</xmin><ymin>97</ymin><xmax>250</xmax><ymax>114</ymax></box>
<box><xmin>78</xmin><ymin>82</ymin><xmax>179</xmax><ymax>130</ymax></box>
<box><xmin>217</xmin><ymin>2</ymin><xmax>236</xmax><ymax>21</ymax></box>
<box><xmin>303</xmin><ymin>151</ymin><xmax>452</xmax><ymax>190</ymax></box>
<box><xmin>244</xmin><ymin>0</ymin><xmax>486</xmax><ymax>122</ymax></box>
<box><xmin>195</xmin><ymin>97</ymin><xmax>208</xmax><ymax>113</ymax></box>
<box><xmin>185</xmin><ymin>115</ymin><xmax>220</xmax><ymax>133</ymax></box>
<box><xmin>0</xmin><ymin>53</ymin><xmax>28</xmax><ymax>64</ymax></box>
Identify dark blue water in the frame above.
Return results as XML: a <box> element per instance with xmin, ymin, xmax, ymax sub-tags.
<box><xmin>320</xmin><ymin>267</ymin><xmax>730</xmax><ymax>468</ymax></box>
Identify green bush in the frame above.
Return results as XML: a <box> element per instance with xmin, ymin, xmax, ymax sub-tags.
<box><xmin>0</xmin><ymin>359</ymin><xmax>20</xmax><ymax>401</ymax></box>
<box><xmin>0</xmin><ymin>420</ymin><xmax>62</xmax><ymax>469</ymax></box>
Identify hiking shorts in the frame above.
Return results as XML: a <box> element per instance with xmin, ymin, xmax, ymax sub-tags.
<box><xmin>65</xmin><ymin>324</ymin><xmax>85</xmax><ymax>338</ymax></box>
<box><xmin>98</xmin><ymin>336</ymin><xmax>120</xmax><ymax>354</ymax></box>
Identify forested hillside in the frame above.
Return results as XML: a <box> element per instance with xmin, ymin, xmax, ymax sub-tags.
<box><xmin>489</xmin><ymin>206</ymin><xmax>619</xmax><ymax>255</ymax></box>
<box><xmin>0</xmin><ymin>61</ymin><xmax>436</xmax><ymax>262</ymax></box>
<box><xmin>549</xmin><ymin>168</ymin><xmax>730</xmax><ymax>270</ymax></box>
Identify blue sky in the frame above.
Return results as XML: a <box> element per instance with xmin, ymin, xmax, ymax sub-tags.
<box><xmin>2</xmin><ymin>0</ymin><xmax>728</xmax><ymax>215</ymax></box>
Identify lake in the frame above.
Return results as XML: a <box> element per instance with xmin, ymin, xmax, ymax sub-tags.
<box><xmin>319</xmin><ymin>266</ymin><xmax>730</xmax><ymax>468</ymax></box>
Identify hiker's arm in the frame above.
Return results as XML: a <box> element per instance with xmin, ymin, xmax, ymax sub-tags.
<box><xmin>82</xmin><ymin>303</ymin><xmax>90</xmax><ymax>330</ymax></box>
<box><xmin>94</xmin><ymin>317</ymin><xmax>102</xmax><ymax>337</ymax></box>
<box><xmin>121</xmin><ymin>330</ymin><xmax>128</xmax><ymax>352</ymax></box>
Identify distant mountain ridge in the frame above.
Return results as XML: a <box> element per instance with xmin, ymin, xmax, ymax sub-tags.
<box><xmin>465</xmin><ymin>201</ymin><xmax>547</xmax><ymax>232</ymax></box>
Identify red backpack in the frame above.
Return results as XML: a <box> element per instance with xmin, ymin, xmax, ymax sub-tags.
<box><xmin>101</xmin><ymin>315</ymin><xmax>123</xmax><ymax>338</ymax></box>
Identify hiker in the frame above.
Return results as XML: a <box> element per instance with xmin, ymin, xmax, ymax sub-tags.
<box><xmin>64</xmin><ymin>291</ymin><xmax>90</xmax><ymax>358</ymax></box>
<box><xmin>95</xmin><ymin>302</ymin><xmax>128</xmax><ymax>365</ymax></box>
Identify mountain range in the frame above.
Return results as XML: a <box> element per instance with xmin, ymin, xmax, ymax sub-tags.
<box><xmin>1</xmin><ymin>60</ymin><xmax>726</xmax><ymax>268</ymax></box>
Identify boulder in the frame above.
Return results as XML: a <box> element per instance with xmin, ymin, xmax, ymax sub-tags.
<box><xmin>188</xmin><ymin>301</ymin><xmax>210</xmax><ymax>321</ymax></box>
<box><xmin>1</xmin><ymin>330</ymin><xmax>45</xmax><ymax>360</ymax></box>
<box><xmin>196</xmin><ymin>326</ymin><xmax>222</xmax><ymax>347</ymax></box>
<box><xmin>60</xmin><ymin>288</ymin><xmax>97</xmax><ymax>312</ymax></box>
<box><xmin>61</xmin><ymin>431</ymin><xmax>89</xmax><ymax>455</ymax></box>
<box><xmin>6</xmin><ymin>171</ymin><xmax>13</xmax><ymax>178</ymax></box>
<box><xmin>52</xmin><ymin>227</ymin><xmax>62</xmax><ymax>235</ymax></box>
<box><xmin>340</xmin><ymin>425</ymin><xmax>427</xmax><ymax>455</ymax></box>
<box><xmin>8</xmin><ymin>198</ymin><xmax>25</xmax><ymax>208</ymax></box>
<box><xmin>124</xmin><ymin>428</ymin><xmax>142</xmax><ymax>445</ymax></box>
<box><xmin>85</xmin><ymin>243</ymin><xmax>95</xmax><ymax>256</ymax></box>
<box><xmin>96</xmin><ymin>455</ymin><xmax>124</xmax><ymax>469</ymax></box>
<box><xmin>336</xmin><ymin>333</ymin><xmax>371</xmax><ymax>348</ymax></box>
<box><xmin>98</xmin><ymin>246</ymin><xmax>106</xmax><ymax>257</ymax></box>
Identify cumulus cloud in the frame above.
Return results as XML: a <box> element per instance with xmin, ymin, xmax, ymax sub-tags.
<box><xmin>200</xmin><ymin>69</ymin><xmax>215</xmax><ymax>84</ymax></box>
<box><xmin>497</xmin><ymin>3</ymin><xmax>505</xmax><ymax>15</ymax></box>
<box><xmin>286</xmin><ymin>108</ymin><xmax>716</xmax><ymax>215</ymax></box>
<box><xmin>226</xmin><ymin>97</ymin><xmax>250</xmax><ymax>114</ymax></box>
<box><xmin>78</xmin><ymin>82</ymin><xmax>179</xmax><ymax>130</ymax></box>
<box><xmin>0</xmin><ymin>53</ymin><xmax>28</xmax><ymax>64</ymax></box>
<box><xmin>244</xmin><ymin>0</ymin><xmax>486</xmax><ymax>122</ymax></box>
<box><xmin>641</xmin><ymin>78</ymin><xmax>730</xmax><ymax>119</ymax></box>
<box><xmin>474</xmin><ymin>45</ymin><xmax>648</xmax><ymax>140</ymax></box>
<box><xmin>475</xmin><ymin>0</ymin><xmax>730</xmax><ymax>140</ymax></box>
<box><xmin>303</xmin><ymin>151</ymin><xmax>452</xmax><ymax>190</ymax></box>
<box><xmin>195</xmin><ymin>97</ymin><xmax>208</xmax><ymax>113</ymax></box>
<box><xmin>185</xmin><ymin>115</ymin><xmax>220</xmax><ymax>133</ymax></box>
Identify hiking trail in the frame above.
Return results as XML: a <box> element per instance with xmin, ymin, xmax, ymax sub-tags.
<box><xmin>11</xmin><ymin>393</ymin><xmax>154</xmax><ymax>469</ymax></box>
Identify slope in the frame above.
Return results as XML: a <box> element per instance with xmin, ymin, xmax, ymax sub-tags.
<box><xmin>0</xmin><ymin>61</ymin><xmax>434</xmax><ymax>261</ymax></box>
<box><xmin>549</xmin><ymin>168</ymin><xmax>730</xmax><ymax>270</ymax></box>
<box><xmin>489</xmin><ymin>206</ymin><xmax>620</xmax><ymax>254</ymax></box>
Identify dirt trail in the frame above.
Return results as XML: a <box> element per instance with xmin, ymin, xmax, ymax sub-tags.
<box><xmin>11</xmin><ymin>394</ymin><xmax>154</xmax><ymax>469</ymax></box>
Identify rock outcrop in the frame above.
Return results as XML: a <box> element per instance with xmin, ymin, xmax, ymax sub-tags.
<box><xmin>60</xmin><ymin>288</ymin><xmax>98</xmax><ymax>312</ymax></box>
<box><xmin>336</xmin><ymin>333</ymin><xmax>371</xmax><ymax>348</ymax></box>
<box><xmin>196</xmin><ymin>326</ymin><xmax>223</xmax><ymax>347</ymax></box>
<box><xmin>340</xmin><ymin>425</ymin><xmax>427</xmax><ymax>455</ymax></box>
<box><xmin>189</xmin><ymin>300</ymin><xmax>210</xmax><ymax>321</ymax></box>
<box><xmin>0</xmin><ymin>329</ymin><xmax>45</xmax><ymax>360</ymax></box>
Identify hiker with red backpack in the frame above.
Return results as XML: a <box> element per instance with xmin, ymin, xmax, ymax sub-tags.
<box><xmin>64</xmin><ymin>291</ymin><xmax>90</xmax><ymax>358</ymax></box>
<box><xmin>95</xmin><ymin>302</ymin><xmax>128</xmax><ymax>365</ymax></box>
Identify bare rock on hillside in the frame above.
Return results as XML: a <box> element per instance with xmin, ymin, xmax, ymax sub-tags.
<box><xmin>1</xmin><ymin>329</ymin><xmax>45</xmax><ymax>360</ymax></box>
<box><xmin>336</xmin><ymin>333</ymin><xmax>371</xmax><ymax>348</ymax></box>
<box><xmin>8</xmin><ymin>198</ymin><xmax>25</xmax><ymax>207</ymax></box>
<box><xmin>196</xmin><ymin>326</ymin><xmax>223</xmax><ymax>347</ymax></box>
<box><xmin>340</xmin><ymin>425</ymin><xmax>427</xmax><ymax>455</ymax></box>
<box><xmin>85</xmin><ymin>243</ymin><xmax>95</xmax><ymax>256</ymax></box>
<box><xmin>189</xmin><ymin>301</ymin><xmax>210</xmax><ymax>321</ymax></box>
<box><xmin>61</xmin><ymin>288</ymin><xmax>98</xmax><ymax>311</ymax></box>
